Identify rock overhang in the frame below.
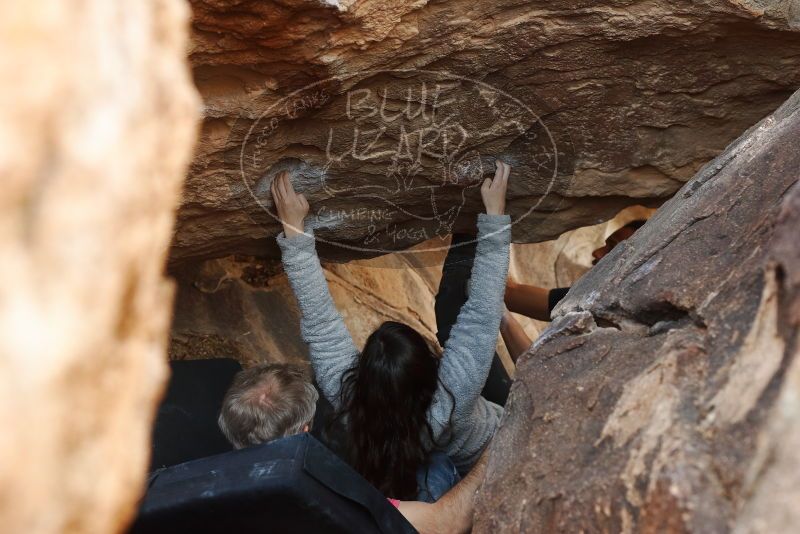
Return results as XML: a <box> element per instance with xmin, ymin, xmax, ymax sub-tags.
<box><xmin>174</xmin><ymin>0</ymin><xmax>800</xmax><ymax>265</ymax></box>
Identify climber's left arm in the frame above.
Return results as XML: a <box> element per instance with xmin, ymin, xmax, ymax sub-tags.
<box><xmin>273</xmin><ymin>172</ymin><xmax>359</xmax><ymax>406</ymax></box>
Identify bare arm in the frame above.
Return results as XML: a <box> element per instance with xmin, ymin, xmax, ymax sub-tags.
<box><xmin>500</xmin><ymin>309</ymin><xmax>532</xmax><ymax>363</ymax></box>
<box><xmin>397</xmin><ymin>451</ymin><xmax>489</xmax><ymax>534</ymax></box>
<box><xmin>504</xmin><ymin>279</ymin><xmax>551</xmax><ymax>321</ymax></box>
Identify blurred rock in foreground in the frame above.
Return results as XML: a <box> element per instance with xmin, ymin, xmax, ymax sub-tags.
<box><xmin>0</xmin><ymin>2</ymin><xmax>198</xmax><ymax>533</ymax></box>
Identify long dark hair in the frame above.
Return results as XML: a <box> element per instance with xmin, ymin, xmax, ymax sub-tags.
<box><xmin>335</xmin><ymin>321</ymin><xmax>440</xmax><ymax>500</ymax></box>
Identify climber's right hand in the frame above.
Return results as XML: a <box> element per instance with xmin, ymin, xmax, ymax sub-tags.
<box><xmin>271</xmin><ymin>170</ymin><xmax>309</xmax><ymax>238</ymax></box>
<box><xmin>481</xmin><ymin>160</ymin><xmax>510</xmax><ymax>215</ymax></box>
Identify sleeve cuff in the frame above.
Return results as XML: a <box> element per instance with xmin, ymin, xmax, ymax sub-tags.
<box><xmin>477</xmin><ymin>214</ymin><xmax>511</xmax><ymax>240</ymax></box>
<box><xmin>477</xmin><ymin>213</ymin><xmax>511</xmax><ymax>225</ymax></box>
<box><xmin>276</xmin><ymin>228</ymin><xmax>316</xmax><ymax>252</ymax></box>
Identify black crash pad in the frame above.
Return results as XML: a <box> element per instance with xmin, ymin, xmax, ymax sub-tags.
<box><xmin>130</xmin><ymin>433</ymin><xmax>416</xmax><ymax>534</ymax></box>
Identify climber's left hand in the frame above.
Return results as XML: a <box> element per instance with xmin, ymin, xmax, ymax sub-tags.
<box><xmin>271</xmin><ymin>170</ymin><xmax>309</xmax><ymax>238</ymax></box>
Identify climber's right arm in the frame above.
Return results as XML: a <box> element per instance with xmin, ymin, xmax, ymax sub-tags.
<box><xmin>273</xmin><ymin>172</ymin><xmax>359</xmax><ymax>407</ymax></box>
<box><xmin>433</xmin><ymin>162</ymin><xmax>511</xmax><ymax>421</ymax></box>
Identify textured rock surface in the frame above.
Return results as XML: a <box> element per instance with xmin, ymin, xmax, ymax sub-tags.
<box><xmin>475</xmin><ymin>89</ymin><xmax>800</xmax><ymax>532</ymax></box>
<box><xmin>168</xmin><ymin>242</ymin><xmax>444</xmax><ymax>366</ymax></box>
<box><xmin>173</xmin><ymin>0</ymin><xmax>800</xmax><ymax>263</ymax></box>
<box><xmin>0</xmin><ymin>2</ymin><xmax>198</xmax><ymax>533</ymax></box>
<box><xmin>732</xmin><ymin>183</ymin><xmax>800</xmax><ymax>534</ymax></box>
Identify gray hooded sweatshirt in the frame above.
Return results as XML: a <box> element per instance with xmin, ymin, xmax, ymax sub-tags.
<box><xmin>277</xmin><ymin>214</ymin><xmax>511</xmax><ymax>471</ymax></box>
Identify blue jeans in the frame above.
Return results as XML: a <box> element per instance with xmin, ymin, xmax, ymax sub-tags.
<box><xmin>416</xmin><ymin>452</ymin><xmax>460</xmax><ymax>503</ymax></box>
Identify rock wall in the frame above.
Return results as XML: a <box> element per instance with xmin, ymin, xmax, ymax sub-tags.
<box><xmin>0</xmin><ymin>2</ymin><xmax>199</xmax><ymax>533</ymax></box>
<box><xmin>732</xmin><ymin>184</ymin><xmax>800</xmax><ymax>534</ymax></box>
<box><xmin>168</xmin><ymin>242</ymin><xmax>443</xmax><ymax>367</ymax></box>
<box><xmin>475</xmin><ymin>89</ymin><xmax>800</xmax><ymax>532</ymax></box>
<box><xmin>173</xmin><ymin>0</ymin><xmax>800</xmax><ymax>264</ymax></box>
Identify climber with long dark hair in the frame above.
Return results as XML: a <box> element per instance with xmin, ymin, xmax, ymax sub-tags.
<box><xmin>271</xmin><ymin>161</ymin><xmax>511</xmax><ymax>501</ymax></box>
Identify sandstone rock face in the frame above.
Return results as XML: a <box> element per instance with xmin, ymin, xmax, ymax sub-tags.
<box><xmin>169</xmin><ymin>242</ymin><xmax>444</xmax><ymax>367</ymax></box>
<box><xmin>0</xmin><ymin>3</ymin><xmax>198</xmax><ymax>533</ymax></box>
<box><xmin>174</xmin><ymin>0</ymin><xmax>800</xmax><ymax>263</ymax></box>
<box><xmin>732</xmin><ymin>184</ymin><xmax>800</xmax><ymax>534</ymax></box>
<box><xmin>475</xmin><ymin>89</ymin><xmax>800</xmax><ymax>532</ymax></box>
